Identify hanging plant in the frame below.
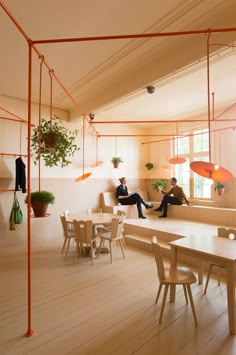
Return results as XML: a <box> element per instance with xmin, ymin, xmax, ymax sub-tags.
<box><xmin>31</xmin><ymin>115</ymin><xmax>79</xmax><ymax>167</ymax></box>
<box><xmin>214</xmin><ymin>181</ymin><xmax>225</xmax><ymax>196</ymax></box>
<box><xmin>111</xmin><ymin>156</ymin><xmax>123</xmax><ymax>168</ymax></box>
<box><xmin>145</xmin><ymin>162</ymin><xmax>154</xmax><ymax>170</ymax></box>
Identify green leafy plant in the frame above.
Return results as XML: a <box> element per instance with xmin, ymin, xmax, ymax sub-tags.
<box><xmin>111</xmin><ymin>156</ymin><xmax>123</xmax><ymax>163</ymax></box>
<box><xmin>24</xmin><ymin>191</ymin><xmax>55</xmax><ymax>205</ymax></box>
<box><xmin>152</xmin><ymin>179</ymin><xmax>166</xmax><ymax>191</ymax></box>
<box><xmin>145</xmin><ymin>162</ymin><xmax>154</xmax><ymax>170</ymax></box>
<box><xmin>31</xmin><ymin>115</ymin><xmax>80</xmax><ymax>167</ymax></box>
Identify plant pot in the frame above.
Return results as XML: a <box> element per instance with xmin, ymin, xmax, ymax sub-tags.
<box><xmin>43</xmin><ymin>132</ymin><xmax>57</xmax><ymax>148</ymax></box>
<box><xmin>31</xmin><ymin>201</ymin><xmax>49</xmax><ymax>217</ymax></box>
<box><xmin>216</xmin><ymin>187</ymin><xmax>224</xmax><ymax>196</ymax></box>
<box><xmin>113</xmin><ymin>162</ymin><xmax>119</xmax><ymax>168</ymax></box>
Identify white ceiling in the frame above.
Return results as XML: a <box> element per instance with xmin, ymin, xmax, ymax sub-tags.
<box><xmin>1</xmin><ymin>0</ymin><xmax>236</xmax><ymax>127</ymax></box>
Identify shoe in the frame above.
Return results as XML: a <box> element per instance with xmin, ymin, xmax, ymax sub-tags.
<box><xmin>145</xmin><ymin>203</ymin><xmax>153</xmax><ymax>209</ymax></box>
<box><xmin>154</xmin><ymin>207</ymin><xmax>162</xmax><ymax>212</ymax></box>
<box><xmin>158</xmin><ymin>214</ymin><xmax>167</xmax><ymax>218</ymax></box>
<box><xmin>139</xmin><ymin>216</ymin><xmax>146</xmax><ymax>219</ymax></box>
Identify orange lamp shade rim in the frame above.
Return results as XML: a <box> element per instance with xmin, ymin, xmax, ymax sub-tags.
<box><xmin>75</xmin><ymin>172</ymin><xmax>92</xmax><ymax>182</ymax></box>
<box><xmin>190</xmin><ymin>161</ymin><xmax>233</xmax><ymax>182</ymax></box>
<box><xmin>169</xmin><ymin>157</ymin><xmax>186</xmax><ymax>164</ymax></box>
<box><xmin>90</xmin><ymin>160</ymin><xmax>103</xmax><ymax>168</ymax></box>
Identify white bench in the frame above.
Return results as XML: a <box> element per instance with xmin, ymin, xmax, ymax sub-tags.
<box><xmin>101</xmin><ymin>191</ymin><xmax>158</xmax><ymax>219</ymax></box>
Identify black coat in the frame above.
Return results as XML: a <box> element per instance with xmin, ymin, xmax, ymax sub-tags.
<box><xmin>15</xmin><ymin>157</ymin><xmax>26</xmax><ymax>193</ymax></box>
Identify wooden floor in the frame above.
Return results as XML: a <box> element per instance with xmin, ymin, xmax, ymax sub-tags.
<box><xmin>1</xmin><ymin>222</ymin><xmax>236</xmax><ymax>355</ymax></box>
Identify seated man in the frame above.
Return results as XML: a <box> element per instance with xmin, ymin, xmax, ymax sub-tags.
<box><xmin>154</xmin><ymin>177</ymin><xmax>190</xmax><ymax>218</ymax></box>
<box><xmin>116</xmin><ymin>177</ymin><xmax>153</xmax><ymax>219</ymax></box>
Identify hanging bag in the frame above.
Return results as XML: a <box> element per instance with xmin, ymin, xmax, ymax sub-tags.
<box><xmin>9</xmin><ymin>192</ymin><xmax>23</xmax><ymax>230</ymax></box>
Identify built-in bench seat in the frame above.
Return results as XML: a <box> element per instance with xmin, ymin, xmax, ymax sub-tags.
<box><xmin>101</xmin><ymin>191</ymin><xmax>158</xmax><ymax>219</ymax></box>
<box><xmin>166</xmin><ymin>204</ymin><xmax>236</xmax><ymax>227</ymax></box>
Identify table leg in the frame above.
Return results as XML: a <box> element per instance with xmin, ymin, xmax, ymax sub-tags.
<box><xmin>226</xmin><ymin>262</ymin><xmax>236</xmax><ymax>335</ymax></box>
<box><xmin>170</xmin><ymin>246</ymin><xmax>177</xmax><ymax>302</ymax></box>
<box><xmin>197</xmin><ymin>260</ymin><xmax>203</xmax><ymax>284</ymax></box>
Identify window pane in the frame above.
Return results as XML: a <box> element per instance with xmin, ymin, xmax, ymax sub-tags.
<box><xmin>194</xmin><ymin>129</ymin><xmax>209</xmax><ymax>152</ymax></box>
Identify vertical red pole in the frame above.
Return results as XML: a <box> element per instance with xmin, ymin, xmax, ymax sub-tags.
<box><xmin>207</xmin><ymin>33</ymin><xmax>211</xmax><ymax>163</ymax></box>
<box><xmin>25</xmin><ymin>41</ymin><xmax>33</xmax><ymax>337</ymax></box>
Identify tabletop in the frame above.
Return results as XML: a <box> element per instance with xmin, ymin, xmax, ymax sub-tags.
<box><xmin>169</xmin><ymin>235</ymin><xmax>236</xmax><ymax>262</ymax></box>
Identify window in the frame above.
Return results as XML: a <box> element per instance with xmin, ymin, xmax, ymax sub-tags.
<box><xmin>174</xmin><ymin>128</ymin><xmax>212</xmax><ymax>199</ymax></box>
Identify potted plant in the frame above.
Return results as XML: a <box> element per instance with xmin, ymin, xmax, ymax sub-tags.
<box><xmin>31</xmin><ymin>115</ymin><xmax>80</xmax><ymax>167</ymax></box>
<box><xmin>111</xmin><ymin>156</ymin><xmax>123</xmax><ymax>168</ymax></box>
<box><xmin>145</xmin><ymin>162</ymin><xmax>154</xmax><ymax>170</ymax></box>
<box><xmin>214</xmin><ymin>181</ymin><xmax>225</xmax><ymax>196</ymax></box>
<box><xmin>151</xmin><ymin>179</ymin><xmax>166</xmax><ymax>192</ymax></box>
<box><xmin>25</xmin><ymin>191</ymin><xmax>55</xmax><ymax>217</ymax></box>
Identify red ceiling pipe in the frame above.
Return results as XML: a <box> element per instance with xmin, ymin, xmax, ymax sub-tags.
<box><xmin>141</xmin><ymin>125</ymin><xmax>236</xmax><ymax>145</ymax></box>
<box><xmin>0</xmin><ymin>152</ymin><xmax>28</xmax><ymax>157</ymax></box>
<box><xmin>92</xmin><ymin>118</ymin><xmax>236</xmax><ymax>124</ymax></box>
<box><xmin>32</xmin><ymin>27</ymin><xmax>236</xmax><ymax>45</ymax></box>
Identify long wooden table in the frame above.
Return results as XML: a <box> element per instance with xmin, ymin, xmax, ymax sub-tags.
<box><xmin>68</xmin><ymin>212</ymin><xmax>119</xmax><ymax>226</ymax></box>
<box><xmin>169</xmin><ymin>235</ymin><xmax>236</xmax><ymax>334</ymax></box>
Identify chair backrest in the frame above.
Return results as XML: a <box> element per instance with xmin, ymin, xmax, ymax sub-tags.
<box><xmin>116</xmin><ymin>209</ymin><xmax>126</xmax><ymax>216</ymax></box>
<box><xmin>227</xmin><ymin>229</ymin><xmax>236</xmax><ymax>240</ymax></box>
<box><xmin>87</xmin><ymin>208</ymin><xmax>102</xmax><ymax>214</ymax></box>
<box><xmin>73</xmin><ymin>220</ymin><xmax>94</xmax><ymax>243</ymax></box>
<box><xmin>110</xmin><ymin>216</ymin><xmax>125</xmax><ymax>239</ymax></box>
<box><xmin>218</xmin><ymin>227</ymin><xmax>236</xmax><ymax>240</ymax></box>
<box><xmin>60</xmin><ymin>215</ymin><xmax>69</xmax><ymax>237</ymax></box>
<box><xmin>151</xmin><ymin>236</ymin><xmax>165</xmax><ymax>282</ymax></box>
<box><xmin>218</xmin><ymin>227</ymin><xmax>228</xmax><ymax>238</ymax></box>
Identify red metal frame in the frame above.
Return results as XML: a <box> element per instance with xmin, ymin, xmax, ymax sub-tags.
<box><xmin>1</xmin><ymin>0</ymin><xmax>236</xmax><ymax>338</ymax></box>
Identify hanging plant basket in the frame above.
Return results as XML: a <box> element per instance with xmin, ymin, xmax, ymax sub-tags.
<box><xmin>31</xmin><ymin>115</ymin><xmax>80</xmax><ymax>167</ymax></box>
<box><xmin>214</xmin><ymin>181</ymin><xmax>225</xmax><ymax>196</ymax></box>
<box><xmin>145</xmin><ymin>162</ymin><xmax>154</xmax><ymax>170</ymax></box>
<box><xmin>111</xmin><ymin>156</ymin><xmax>123</xmax><ymax>168</ymax></box>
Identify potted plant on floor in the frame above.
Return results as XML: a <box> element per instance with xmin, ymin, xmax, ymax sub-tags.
<box><xmin>214</xmin><ymin>181</ymin><xmax>225</xmax><ymax>196</ymax></box>
<box><xmin>25</xmin><ymin>191</ymin><xmax>55</xmax><ymax>217</ymax></box>
<box><xmin>111</xmin><ymin>156</ymin><xmax>123</xmax><ymax>168</ymax></box>
<box><xmin>152</xmin><ymin>179</ymin><xmax>166</xmax><ymax>192</ymax></box>
<box><xmin>31</xmin><ymin>115</ymin><xmax>80</xmax><ymax>167</ymax></box>
<box><xmin>145</xmin><ymin>162</ymin><xmax>154</xmax><ymax>170</ymax></box>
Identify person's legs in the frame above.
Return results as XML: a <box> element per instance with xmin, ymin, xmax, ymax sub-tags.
<box><xmin>119</xmin><ymin>194</ymin><xmax>146</xmax><ymax>218</ymax></box>
<box><xmin>158</xmin><ymin>195</ymin><xmax>182</xmax><ymax>218</ymax></box>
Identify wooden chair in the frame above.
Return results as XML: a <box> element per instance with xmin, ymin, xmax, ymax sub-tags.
<box><xmin>204</xmin><ymin>228</ymin><xmax>236</xmax><ymax>294</ymax></box>
<box><xmin>73</xmin><ymin>219</ymin><xmax>97</xmax><ymax>265</ymax></box>
<box><xmin>63</xmin><ymin>210</ymin><xmax>74</xmax><ymax>231</ymax></box>
<box><xmin>60</xmin><ymin>214</ymin><xmax>76</xmax><ymax>259</ymax></box>
<box><xmin>97</xmin><ymin>216</ymin><xmax>125</xmax><ymax>263</ymax></box>
<box><xmin>151</xmin><ymin>236</ymin><xmax>197</xmax><ymax>325</ymax></box>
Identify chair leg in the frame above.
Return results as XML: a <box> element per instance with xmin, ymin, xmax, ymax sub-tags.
<box><xmin>159</xmin><ymin>284</ymin><xmax>169</xmax><ymax>324</ymax></box>
<box><xmin>97</xmin><ymin>238</ymin><xmax>103</xmax><ymax>257</ymax></box>
<box><xmin>61</xmin><ymin>238</ymin><xmax>67</xmax><ymax>254</ymax></box>
<box><xmin>204</xmin><ymin>263</ymin><xmax>213</xmax><ymax>294</ymax></box>
<box><xmin>65</xmin><ymin>238</ymin><xmax>71</xmax><ymax>259</ymax></box>
<box><xmin>217</xmin><ymin>266</ymin><xmax>221</xmax><ymax>286</ymax></box>
<box><xmin>109</xmin><ymin>240</ymin><xmax>112</xmax><ymax>263</ymax></box>
<box><xmin>155</xmin><ymin>284</ymin><xmax>163</xmax><ymax>304</ymax></box>
<box><xmin>118</xmin><ymin>239</ymin><xmax>125</xmax><ymax>258</ymax></box>
<box><xmin>183</xmin><ymin>284</ymin><xmax>188</xmax><ymax>304</ymax></box>
<box><xmin>186</xmin><ymin>284</ymin><xmax>198</xmax><ymax>326</ymax></box>
<box><xmin>90</xmin><ymin>243</ymin><xmax>94</xmax><ymax>265</ymax></box>
<box><xmin>122</xmin><ymin>235</ymin><xmax>127</xmax><ymax>249</ymax></box>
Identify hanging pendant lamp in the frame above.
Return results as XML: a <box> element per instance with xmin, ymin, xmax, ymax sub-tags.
<box><xmin>190</xmin><ymin>35</ymin><xmax>232</xmax><ymax>182</ymax></box>
<box><xmin>75</xmin><ymin>115</ymin><xmax>92</xmax><ymax>182</ymax></box>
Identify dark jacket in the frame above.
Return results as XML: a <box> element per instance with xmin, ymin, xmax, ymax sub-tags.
<box><xmin>15</xmin><ymin>157</ymin><xmax>26</xmax><ymax>193</ymax></box>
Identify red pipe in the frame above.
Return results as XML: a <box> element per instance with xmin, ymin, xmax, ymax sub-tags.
<box><xmin>207</xmin><ymin>34</ymin><xmax>211</xmax><ymax>163</ymax></box>
<box><xmin>0</xmin><ymin>152</ymin><xmax>27</xmax><ymax>157</ymax></box>
<box><xmin>25</xmin><ymin>42</ymin><xmax>33</xmax><ymax>337</ymax></box>
<box><xmin>32</xmin><ymin>27</ymin><xmax>236</xmax><ymax>45</ymax></box>
<box><xmin>141</xmin><ymin>125</ymin><xmax>236</xmax><ymax>145</ymax></box>
<box><xmin>99</xmin><ymin>134</ymin><xmax>183</xmax><ymax>137</ymax></box>
<box><xmin>214</xmin><ymin>102</ymin><xmax>236</xmax><ymax>120</ymax></box>
<box><xmin>92</xmin><ymin>118</ymin><xmax>236</xmax><ymax>124</ymax></box>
